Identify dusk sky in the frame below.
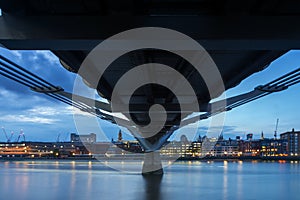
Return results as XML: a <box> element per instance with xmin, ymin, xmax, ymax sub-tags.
<box><xmin>0</xmin><ymin>47</ymin><xmax>299</xmax><ymax>142</ymax></box>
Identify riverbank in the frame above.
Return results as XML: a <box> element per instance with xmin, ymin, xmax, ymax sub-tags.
<box><xmin>1</xmin><ymin>155</ymin><xmax>300</xmax><ymax>162</ymax></box>
<box><xmin>178</xmin><ymin>155</ymin><xmax>300</xmax><ymax>161</ymax></box>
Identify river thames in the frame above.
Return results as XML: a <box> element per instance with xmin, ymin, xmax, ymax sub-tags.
<box><xmin>0</xmin><ymin>160</ymin><xmax>299</xmax><ymax>200</ymax></box>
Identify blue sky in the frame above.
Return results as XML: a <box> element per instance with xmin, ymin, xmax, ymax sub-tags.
<box><xmin>0</xmin><ymin>48</ymin><xmax>299</xmax><ymax>142</ymax></box>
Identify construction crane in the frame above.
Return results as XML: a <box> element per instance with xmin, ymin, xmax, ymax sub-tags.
<box><xmin>1</xmin><ymin>127</ymin><xmax>9</xmax><ymax>142</ymax></box>
<box><xmin>63</xmin><ymin>133</ymin><xmax>69</xmax><ymax>142</ymax></box>
<box><xmin>56</xmin><ymin>133</ymin><xmax>61</xmax><ymax>143</ymax></box>
<box><xmin>9</xmin><ymin>131</ymin><xmax>14</xmax><ymax>142</ymax></box>
<box><xmin>1</xmin><ymin>127</ymin><xmax>14</xmax><ymax>143</ymax></box>
<box><xmin>16</xmin><ymin>129</ymin><xmax>25</xmax><ymax>142</ymax></box>
<box><xmin>274</xmin><ymin>118</ymin><xmax>279</xmax><ymax>140</ymax></box>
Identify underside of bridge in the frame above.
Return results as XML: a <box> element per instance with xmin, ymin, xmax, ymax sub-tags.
<box><xmin>1</xmin><ymin>0</ymin><xmax>300</xmax><ymax>174</ymax></box>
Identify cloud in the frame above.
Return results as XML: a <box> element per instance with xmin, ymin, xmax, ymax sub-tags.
<box><xmin>0</xmin><ymin>87</ymin><xmax>18</xmax><ymax>99</ymax></box>
<box><xmin>0</xmin><ymin>105</ymin><xmax>63</xmax><ymax>125</ymax></box>
<box><xmin>71</xmin><ymin>107</ymin><xmax>96</xmax><ymax>117</ymax></box>
<box><xmin>27</xmin><ymin>106</ymin><xmax>64</xmax><ymax>116</ymax></box>
<box><xmin>10</xmin><ymin>50</ymin><xmax>22</xmax><ymax>60</ymax></box>
<box><xmin>0</xmin><ymin>86</ymin><xmax>60</xmax><ymax>111</ymax></box>
<box><xmin>0</xmin><ymin>105</ymin><xmax>88</xmax><ymax>125</ymax></box>
<box><xmin>32</xmin><ymin>50</ymin><xmax>60</xmax><ymax>65</ymax></box>
<box><xmin>0</xmin><ymin>92</ymin><xmax>77</xmax><ymax>125</ymax></box>
<box><xmin>0</xmin><ymin>114</ymin><xmax>58</xmax><ymax>124</ymax></box>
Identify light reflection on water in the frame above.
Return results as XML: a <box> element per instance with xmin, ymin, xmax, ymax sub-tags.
<box><xmin>0</xmin><ymin>160</ymin><xmax>299</xmax><ymax>200</ymax></box>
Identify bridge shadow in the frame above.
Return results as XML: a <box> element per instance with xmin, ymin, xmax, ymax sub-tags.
<box><xmin>142</xmin><ymin>174</ymin><xmax>163</xmax><ymax>200</ymax></box>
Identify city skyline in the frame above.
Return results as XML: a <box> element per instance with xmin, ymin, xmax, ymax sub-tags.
<box><xmin>0</xmin><ymin>48</ymin><xmax>299</xmax><ymax>142</ymax></box>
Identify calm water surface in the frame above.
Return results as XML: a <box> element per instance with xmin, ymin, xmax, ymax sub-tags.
<box><xmin>0</xmin><ymin>160</ymin><xmax>299</xmax><ymax>200</ymax></box>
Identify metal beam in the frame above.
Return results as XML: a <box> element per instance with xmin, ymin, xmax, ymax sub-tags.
<box><xmin>1</xmin><ymin>15</ymin><xmax>300</xmax><ymax>50</ymax></box>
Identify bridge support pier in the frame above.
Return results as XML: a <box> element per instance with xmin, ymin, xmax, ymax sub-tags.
<box><xmin>142</xmin><ymin>151</ymin><xmax>163</xmax><ymax>175</ymax></box>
